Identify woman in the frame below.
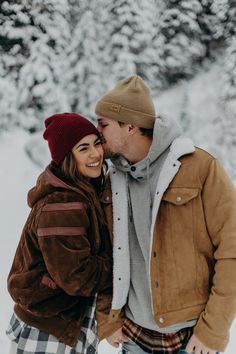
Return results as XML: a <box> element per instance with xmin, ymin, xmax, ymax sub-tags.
<box><xmin>6</xmin><ymin>113</ymin><xmax>112</xmax><ymax>354</ymax></box>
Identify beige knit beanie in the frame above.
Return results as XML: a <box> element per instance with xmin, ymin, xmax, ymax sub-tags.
<box><xmin>95</xmin><ymin>75</ymin><xmax>156</xmax><ymax>128</ymax></box>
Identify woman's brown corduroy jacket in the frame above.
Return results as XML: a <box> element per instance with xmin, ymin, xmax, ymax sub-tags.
<box><xmin>7</xmin><ymin>165</ymin><xmax>112</xmax><ymax>347</ymax></box>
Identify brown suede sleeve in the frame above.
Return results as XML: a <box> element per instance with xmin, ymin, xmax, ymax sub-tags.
<box><xmin>193</xmin><ymin>158</ymin><xmax>236</xmax><ymax>352</ymax></box>
<box><xmin>96</xmin><ymin>289</ymin><xmax>125</xmax><ymax>340</ymax></box>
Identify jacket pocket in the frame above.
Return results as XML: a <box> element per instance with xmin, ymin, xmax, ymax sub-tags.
<box><xmin>162</xmin><ymin>187</ymin><xmax>199</xmax><ymax>205</ymax></box>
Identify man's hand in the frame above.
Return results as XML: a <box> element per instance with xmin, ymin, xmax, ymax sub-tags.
<box><xmin>106</xmin><ymin>328</ymin><xmax>129</xmax><ymax>348</ymax></box>
<box><xmin>185</xmin><ymin>334</ymin><xmax>216</xmax><ymax>354</ymax></box>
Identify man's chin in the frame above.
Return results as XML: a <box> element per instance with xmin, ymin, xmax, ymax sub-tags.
<box><xmin>104</xmin><ymin>150</ymin><xmax>120</xmax><ymax>159</ymax></box>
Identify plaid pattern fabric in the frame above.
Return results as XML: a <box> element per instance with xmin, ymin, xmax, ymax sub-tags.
<box><xmin>122</xmin><ymin>318</ymin><xmax>193</xmax><ymax>354</ymax></box>
<box><xmin>6</xmin><ymin>298</ymin><xmax>98</xmax><ymax>354</ymax></box>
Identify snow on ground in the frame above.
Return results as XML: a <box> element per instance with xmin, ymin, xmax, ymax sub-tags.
<box><xmin>1</xmin><ymin>128</ymin><xmax>235</xmax><ymax>354</ymax></box>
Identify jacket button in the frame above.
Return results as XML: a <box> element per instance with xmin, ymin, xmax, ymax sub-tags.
<box><xmin>153</xmin><ymin>251</ymin><xmax>157</xmax><ymax>257</ymax></box>
<box><xmin>131</xmin><ymin>166</ymin><xmax>136</xmax><ymax>171</ymax></box>
<box><xmin>105</xmin><ymin>196</ymin><xmax>109</xmax><ymax>201</ymax></box>
<box><xmin>176</xmin><ymin>196</ymin><xmax>182</xmax><ymax>203</ymax></box>
<box><xmin>155</xmin><ymin>281</ymin><xmax>158</xmax><ymax>288</ymax></box>
<box><xmin>159</xmin><ymin>317</ymin><xmax>165</xmax><ymax>323</ymax></box>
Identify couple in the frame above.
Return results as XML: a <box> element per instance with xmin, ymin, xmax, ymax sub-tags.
<box><xmin>6</xmin><ymin>76</ymin><xmax>236</xmax><ymax>354</ymax></box>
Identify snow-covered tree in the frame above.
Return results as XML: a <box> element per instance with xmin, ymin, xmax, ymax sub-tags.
<box><xmin>157</xmin><ymin>0</ymin><xmax>206</xmax><ymax>85</ymax></box>
<box><xmin>0</xmin><ymin>1</ymin><xmax>33</xmax><ymax>77</ymax></box>
<box><xmin>218</xmin><ymin>36</ymin><xmax>236</xmax><ymax>179</ymax></box>
<box><xmin>0</xmin><ymin>0</ymin><xmax>71</xmax><ymax>131</ymax></box>
<box><xmin>65</xmin><ymin>1</ymin><xmax>106</xmax><ymax>120</ymax></box>
<box><xmin>0</xmin><ymin>1</ymin><xmax>36</xmax><ymax>130</ymax></box>
<box><xmin>108</xmin><ymin>0</ymin><xmax>159</xmax><ymax>81</ymax></box>
<box><xmin>0</xmin><ymin>77</ymin><xmax>18</xmax><ymax>131</ymax></box>
<box><xmin>17</xmin><ymin>0</ymin><xmax>71</xmax><ymax>131</ymax></box>
<box><xmin>134</xmin><ymin>0</ymin><xmax>163</xmax><ymax>92</ymax></box>
<box><xmin>209</xmin><ymin>0</ymin><xmax>229</xmax><ymax>40</ymax></box>
<box><xmin>17</xmin><ymin>39</ymin><xmax>70</xmax><ymax>131</ymax></box>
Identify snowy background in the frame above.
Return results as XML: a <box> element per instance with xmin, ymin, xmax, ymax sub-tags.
<box><xmin>1</xmin><ymin>0</ymin><xmax>236</xmax><ymax>353</ymax></box>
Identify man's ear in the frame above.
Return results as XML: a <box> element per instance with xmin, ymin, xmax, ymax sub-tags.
<box><xmin>128</xmin><ymin>125</ymin><xmax>138</xmax><ymax>134</ymax></box>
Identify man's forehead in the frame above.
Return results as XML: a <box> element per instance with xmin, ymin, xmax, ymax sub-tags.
<box><xmin>97</xmin><ymin>116</ymin><xmax>113</xmax><ymax>123</ymax></box>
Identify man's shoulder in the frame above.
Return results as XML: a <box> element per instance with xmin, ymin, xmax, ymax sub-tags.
<box><xmin>171</xmin><ymin>147</ymin><xmax>218</xmax><ymax>188</ymax></box>
<box><xmin>180</xmin><ymin>146</ymin><xmax>216</xmax><ymax>165</ymax></box>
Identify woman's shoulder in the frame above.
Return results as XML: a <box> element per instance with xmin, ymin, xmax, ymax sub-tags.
<box><xmin>45</xmin><ymin>188</ymin><xmax>89</xmax><ymax>207</ymax></box>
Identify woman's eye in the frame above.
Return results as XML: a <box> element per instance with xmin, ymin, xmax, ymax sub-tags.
<box><xmin>101</xmin><ymin>124</ymin><xmax>108</xmax><ymax>128</ymax></box>
<box><xmin>79</xmin><ymin>147</ymin><xmax>87</xmax><ymax>152</ymax></box>
<box><xmin>95</xmin><ymin>140</ymin><xmax>102</xmax><ymax>146</ymax></box>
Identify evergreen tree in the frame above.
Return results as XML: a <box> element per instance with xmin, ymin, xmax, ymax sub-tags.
<box><xmin>157</xmin><ymin>0</ymin><xmax>206</xmax><ymax>85</ymax></box>
<box><xmin>0</xmin><ymin>1</ymin><xmax>35</xmax><ymax>129</ymax></box>
<box><xmin>107</xmin><ymin>0</ymin><xmax>137</xmax><ymax>80</ymax></box>
<box><xmin>108</xmin><ymin>0</ymin><xmax>159</xmax><ymax>81</ymax></box>
<box><xmin>0</xmin><ymin>0</ymin><xmax>71</xmax><ymax>131</ymax></box>
<box><xmin>65</xmin><ymin>1</ymin><xmax>105</xmax><ymax>120</ymax></box>
<box><xmin>135</xmin><ymin>0</ymin><xmax>162</xmax><ymax>92</ymax></box>
<box><xmin>17</xmin><ymin>38</ymin><xmax>70</xmax><ymax>131</ymax></box>
<box><xmin>0</xmin><ymin>1</ymin><xmax>33</xmax><ymax>78</ymax></box>
<box><xmin>218</xmin><ymin>37</ymin><xmax>236</xmax><ymax>179</ymax></box>
<box><xmin>0</xmin><ymin>76</ymin><xmax>17</xmax><ymax>131</ymax></box>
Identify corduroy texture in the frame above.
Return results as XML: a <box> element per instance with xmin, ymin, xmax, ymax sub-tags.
<box><xmin>95</xmin><ymin>75</ymin><xmax>156</xmax><ymax>128</ymax></box>
<box><xmin>43</xmin><ymin>113</ymin><xmax>99</xmax><ymax>165</ymax></box>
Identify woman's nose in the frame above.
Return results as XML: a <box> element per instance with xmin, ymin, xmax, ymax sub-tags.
<box><xmin>90</xmin><ymin>147</ymin><xmax>100</xmax><ymax>157</ymax></box>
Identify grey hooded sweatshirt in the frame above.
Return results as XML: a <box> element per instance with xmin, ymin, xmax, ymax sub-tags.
<box><xmin>111</xmin><ymin>116</ymin><xmax>196</xmax><ymax>332</ymax></box>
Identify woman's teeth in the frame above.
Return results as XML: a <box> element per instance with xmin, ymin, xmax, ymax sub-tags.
<box><xmin>87</xmin><ymin>161</ymin><xmax>100</xmax><ymax>167</ymax></box>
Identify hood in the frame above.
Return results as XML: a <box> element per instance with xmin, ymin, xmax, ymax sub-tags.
<box><xmin>111</xmin><ymin>115</ymin><xmax>182</xmax><ymax>180</ymax></box>
<box><xmin>27</xmin><ymin>166</ymin><xmax>85</xmax><ymax>208</ymax></box>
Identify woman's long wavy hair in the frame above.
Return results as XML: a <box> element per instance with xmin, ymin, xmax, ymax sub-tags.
<box><xmin>53</xmin><ymin>151</ymin><xmax>108</xmax><ymax>224</ymax></box>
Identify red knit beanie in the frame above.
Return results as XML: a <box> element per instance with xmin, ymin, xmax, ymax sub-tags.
<box><xmin>43</xmin><ymin>113</ymin><xmax>99</xmax><ymax>165</ymax></box>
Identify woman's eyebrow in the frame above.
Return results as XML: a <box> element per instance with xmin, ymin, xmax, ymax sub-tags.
<box><xmin>77</xmin><ymin>138</ymin><xmax>100</xmax><ymax>149</ymax></box>
<box><xmin>77</xmin><ymin>143</ymin><xmax>89</xmax><ymax>148</ymax></box>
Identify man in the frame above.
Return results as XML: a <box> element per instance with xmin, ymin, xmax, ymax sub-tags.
<box><xmin>95</xmin><ymin>75</ymin><xmax>236</xmax><ymax>354</ymax></box>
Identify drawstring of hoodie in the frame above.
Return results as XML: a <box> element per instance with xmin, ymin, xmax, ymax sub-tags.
<box><xmin>126</xmin><ymin>173</ymin><xmax>133</xmax><ymax>222</ymax></box>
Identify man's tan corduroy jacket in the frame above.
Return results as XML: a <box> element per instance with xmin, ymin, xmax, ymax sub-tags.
<box><xmin>97</xmin><ymin>148</ymin><xmax>236</xmax><ymax>352</ymax></box>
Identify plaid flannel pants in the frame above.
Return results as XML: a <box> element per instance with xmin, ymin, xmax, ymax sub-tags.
<box><xmin>6</xmin><ymin>297</ymin><xmax>98</xmax><ymax>354</ymax></box>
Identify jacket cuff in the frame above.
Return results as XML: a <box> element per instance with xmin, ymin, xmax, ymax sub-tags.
<box><xmin>97</xmin><ymin>309</ymin><xmax>125</xmax><ymax>341</ymax></box>
<box><xmin>193</xmin><ymin>315</ymin><xmax>229</xmax><ymax>352</ymax></box>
